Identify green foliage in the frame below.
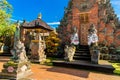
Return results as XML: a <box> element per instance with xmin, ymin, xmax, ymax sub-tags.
<box><xmin>0</xmin><ymin>0</ymin><xmax>12</xmax><ymax>13</ymax></box>
<box><xmin>0</xmin><ymin>0</ymin><xmax>14</xmax><ymax>47</ymax></box>
<box><xmin>98</xmin><ymin>42</ymin><xmax>109</xmax><ymax>54</ymax></box>
<box><xmin>0</xmin><ymin>23</ymin><xmax>16</xmax><ymax>46</ymax></box>
<box><xmin>43</xmin><ymin>57</ymin><xmax>57</xmax><ymax>66</ymax></box>
<box><xmin>0</xmin><ymin>0</ymin><xmax>12</xmax><ymax>25</ymax></box>
<box><xmin>4</xmin><ymin>60</ymin><xmax>18</xmax><ymax>68</ymax></box>
<box><xmin>112</xmin><ymin>63</ymin><xmax>120</xmax><ymax>75</ymax></box>
<box><xmin>44</xmin><ymin>58</ymin><xmax>53</xmax><ymax>66</ymax></box>
<box><xmin>0</xmin><ymin>10</ymin><xmax>10</xmax><ymax>25</ymax></box>
<box><xmin>115</xmin><ymin>46</ymin><xmax>120</xmax><ymax>53</ymax></box>
<box><xmin>45</xmin><ymin>31</ymin><xmax>61</xmax><ymax>55</ymax></box>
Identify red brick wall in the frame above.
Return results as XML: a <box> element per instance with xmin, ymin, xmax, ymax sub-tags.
<box><xmin>115</xmin><ymin>30</ymin><xmax>120</xmax><ymax>47</ymax></box>
<box><xmin>68</xmin><ymin>0</ymin><xmax>99</xmax><ymax>45</ymax></box>
<box><xmin>61</xmin><ymin>0</ymin><xmax>120</xmax><ymax>47</ymax></box>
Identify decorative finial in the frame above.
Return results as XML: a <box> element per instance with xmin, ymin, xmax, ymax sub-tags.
<box><xmin>16</xmin><ymin>20</ymin><xmax>20</xmax><ymax>26</ymax></box>
<box><xmin>23</xmin><ymin>20</ymin><xmax>26</xmax><ymax>23</ymax></box>
<box><xmin>38</xmin><ymin>13</ymin><xmax>42</xmax><ymax>19</ymax></box>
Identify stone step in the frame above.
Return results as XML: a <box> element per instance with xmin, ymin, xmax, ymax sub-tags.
<box><xmin>75</xmin><ymin>51</ymin><xmax>90</xmax><ymax>54</ymax></box>
<box><xmin>79</xmin><ymin>47</ymin><xmax>89</xmax><ymax>49</ymax></box>
<box><xmin>79</xmin><ymin>45</ymin><xmax>89</xmax><ymax>47</ymax></box>
<box><xmin>52</xmin><ymin>60</ymin><xmax>115</xmax><ymax>74</ymax></box>
<box><xmin>0</xmin><ymin>52</ymin><xmax>12</xmax><ymax>56</ymax></box>
<box><xmin>73</xmin><ymin>45</ymin><xmax>91</xmax><ymax>61</ymax></box>
<box><xmin>73</xmin><ymin>56</ymin><xmax>91</xmax><ymax>60</ymax></box>
<box><xmin>74</xmin><ymin>53</ymin><xmax>91</xmax><ymax>56</ymax></box>
<box><xmin>77</xmin><ymin>47</ymin><xmax>89</xmax><ymax>50</ymax></box>
<box><xmin>76</xmin><ymin>49</ymin><xmax>90</xmax><ymax>52</ymax></box>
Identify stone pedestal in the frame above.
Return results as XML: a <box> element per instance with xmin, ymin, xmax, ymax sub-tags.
<box><xmin>0</xmin><ymin>60</ymin><xmax>32</xmax><ymax>80</ymax></box>
<box><xmin>0</xmin><ymin>40</ymin><xmax>32</xmax><ymax>79</ymax></box>
<box><xmin>91</xmin><ymin>49</ymin><xmax>100</xmax><ymax>64</ymax></box>
<box><xmin>30</xmin><ymin>40</ymin><xmax>46</xmax><ymax>63</ymax></box>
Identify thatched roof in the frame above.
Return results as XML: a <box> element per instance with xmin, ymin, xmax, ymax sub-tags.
<box><xmin>21</xmin><ymin>17</ymin><xmax>53</xmax><ymax>31</ymax></box>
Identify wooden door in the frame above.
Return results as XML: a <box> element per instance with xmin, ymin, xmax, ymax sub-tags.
<box><xmin>79</xmin><ymin>24</ymin><xmax>89</xmax><ymax>45</ymax></box>
<box><xmin>79</xmin><ymin>13</ymin><xmax>89</xmax><ymax>45</ymax></box>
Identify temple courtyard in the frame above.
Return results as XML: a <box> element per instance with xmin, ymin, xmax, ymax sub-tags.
<box><xmin>1</xmin><ymin>0</ymin><xmax>120</xmax><ymax>80</ymax></box>
<box><xmin>0</xmin><ymin>56</ymin><xmax>120</xmax><ymax>80</ymax></box>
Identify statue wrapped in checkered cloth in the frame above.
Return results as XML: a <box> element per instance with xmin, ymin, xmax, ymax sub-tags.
<box><xmin>70</xmin><ymin>27</ymin><xmax>79</xmax><ymax>45</ymax></box>
<box><xmin>88</xmin><ymin>24</ymin><xmax>98</xmax><ymax>46</ymax></box>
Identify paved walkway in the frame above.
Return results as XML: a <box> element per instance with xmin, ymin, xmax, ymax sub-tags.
<box><xmin>0</xmin><ymin>56</ymin><xmax>120</xmax><ymax>80</ymax></box>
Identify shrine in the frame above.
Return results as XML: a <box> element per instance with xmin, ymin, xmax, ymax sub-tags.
<box><xmin>20</xmin><ymin>14</ymin><xmax>53</xmax><ymax>63</ymax></box>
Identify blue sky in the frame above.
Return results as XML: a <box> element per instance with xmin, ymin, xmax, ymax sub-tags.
<box><xmin>111</xmin><ymin>0</ymin><xmax>120</xmax><ymax>18</ymax></box>
<box><xmin>7</xmin><ymin>0</ymin><xmax>120</xmax><ymax>28</ymax></box>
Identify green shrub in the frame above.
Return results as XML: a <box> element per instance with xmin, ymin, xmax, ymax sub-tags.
<box><xmin>112</xmin><ymin>63</ymin><xmax>120</xmax><ymax>75</ymax></box>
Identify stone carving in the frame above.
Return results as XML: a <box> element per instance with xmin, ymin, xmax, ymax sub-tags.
<box><xmin>0</xmin><ymin>22</ymin><xmax>32</xmax><ymax>79</ymax></box>
<box><xmin>14</xmin><ymin>21</ymin><xmax>20</xmax><ymax>43</ymax></box>
<box><xmin>88</xmin><ymin>24</ymin><xmax>98</xmax><ymax>46</ymax></box>
<box><xmin>90</xmin><ymin>46</ymin><xmax>100</xmax><ymax>64</ymax></box>
<box><xmin>10</xmin><ymin>21</ymin><xmax>28</xmax><ymax>62</ymax></box>
<box><xmin>88</xmin><ymin>24</ymin><xmax>100</xmax><ymax>64</ymax></box>
<box><xmin>11</xmin><ymin>40</ymin><xmax>28</xmax><ymax>62</ymax></box>
<box><xmin>64</xmin><ymin>45</ymin><xmax>76</xmax><ymax>61</ymax></box>
<box><xmin>75</xmin><ymin>0</ymin><xmax>96</xmax><ymax>12</ymax></box>
<box><xmin>30</xmin><ymin>33</ymin><xmax>46</xmax><ymax>63</ymax></box>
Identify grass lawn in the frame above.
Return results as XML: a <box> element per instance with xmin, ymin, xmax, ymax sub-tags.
<box><xmin>42</xmin><ymin>57</ymin><xmax>58</xmax><ymax>66</ymax></box>
<box><xmin>112</xmin><ymin>63</ymin><xmax>120</xmax><ymax>75</ymax></box>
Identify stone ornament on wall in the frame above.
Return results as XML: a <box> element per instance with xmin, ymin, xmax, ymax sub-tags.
<box><xmin>75</xmin><ymin>0</ymin><xmax>96</xmax><ymax>12</ymax></box>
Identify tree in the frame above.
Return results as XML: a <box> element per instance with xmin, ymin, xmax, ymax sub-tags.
<box><xmin>0</xmin><ymin>0</ymin><xmax>14</xmax><ymax>50</ymax></box>
<box><xmin>0</xmin><ymin>0</ymin><xmax>12</xmax><ymax>25</ymax></box>
<box><xmin>0</xmin><ymin>0</ymin><xmax>12</xmax><ymax>13</ymax></box>
<box><xmin>45</xmin><ymin>31</ymin><xmax>61</xmax><ymax>56</ymax></box>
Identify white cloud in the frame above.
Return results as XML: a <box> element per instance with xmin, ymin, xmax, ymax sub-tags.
<box><xmin>10</xmin><ymin>18</ymin><xmax>60</xmax><ymax>27</ymax></box>
<box><xmin>47</xmin><ymin>22</ymin><xmax>60</xmax><ymax>25</ymax></box>
<box><xmin>9</xmin><ymin>18</ymin><xmax>23</xmax><ymax>23</ymax></box>
<box><xmin>111</xmin><ymin>0</ymin><xmax>120</xmax><ymax>6</ymax></box>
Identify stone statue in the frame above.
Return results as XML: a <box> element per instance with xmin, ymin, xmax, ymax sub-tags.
<box><xmin>71</xmin><ymin>27</ymin><xmax>79</xmax><ymax>45</ymax></box>
<box><xmin>0</xmin><ymin>21</ymin><xmax>32</xmax><ymax>79</ymax></box>
<box><xmin>39</xmin><ymin>41</ymin><xmax>46</xmax><ymax>62</ymax></box>
<box><xmin>11</xmin><ymin>40</ymin><xmax>28</xmax><ymax>63</ymax></box>
<box><xmin>88</xmin><ymin>24</ymin><xmax>100</xmax><ymax>64</ymax></box>
<box><xmin>64</xmin><ymin>45</ymin><xmax>69</xmax><ymax>60</ymax></box>
<box><xmin>11</xmin><ymin>21</ymin><xmax>28</xmax><ymax>62</ymax></box>
<box><xmin>88</xmin><ymin>24</ymin><xmax>98</xmax><ymax>46</ymax></box>
<box><xmin>14</xmin><ymin>21</ymin><xmax>20</xmax><ymax>41</ymax></box>
<box><xmin>64</xmin><ymin>45</ymin><xmax>76</xmax><ymax>61</ymax></box>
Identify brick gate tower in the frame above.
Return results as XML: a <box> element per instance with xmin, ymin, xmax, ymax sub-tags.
<box><xmin>58</xmin><ymin>0</ymin><xmax>120</xmax><ymax>47</ymax></box>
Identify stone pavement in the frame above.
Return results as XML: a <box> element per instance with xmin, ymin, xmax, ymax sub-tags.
<box><xmin>0</xmin><ymin>56</ymin><xmax>120</xmax><ymax>80</ymax></box>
